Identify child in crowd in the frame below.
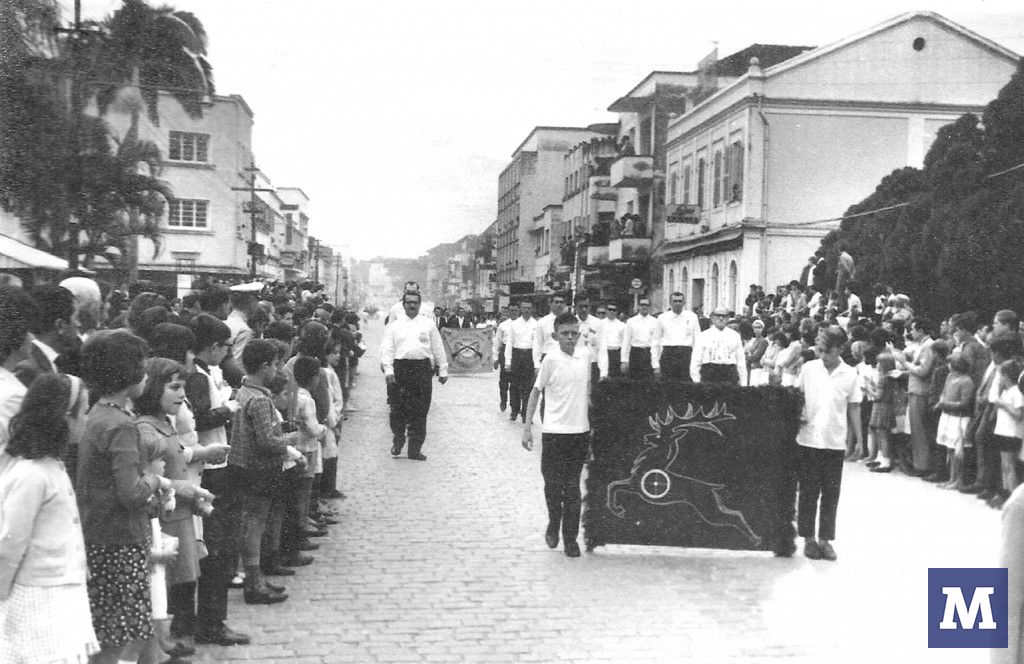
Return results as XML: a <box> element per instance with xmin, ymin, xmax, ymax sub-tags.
<box><xmin>936</xmin><ymin>355</ymin><xmax>975</xmax><ymax>489</ymax></box>
<box><xmin>522</xmin><ymin>313</ymin><xmax>591</xmax><ymax>558</ymax></box>
<box><xmin>992</xmin><ymin>360</ymin><xmax>1024</xmax><ymax>506</ymax></box>
<box><xmin>0</xmin><ymin>374</ymin><xmax>98</xmax><ymax>663</ymax></box>
<box><xmin>867</xmin><ymin>352</ymin><xmax>898</xmax><ymax>472</ymax></box>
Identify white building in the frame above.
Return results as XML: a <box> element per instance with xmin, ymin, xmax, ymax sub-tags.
<box><xmin>657</xmin><ymin>11</ymin><xmax>1019</xmax><ymax>313</ymax></box>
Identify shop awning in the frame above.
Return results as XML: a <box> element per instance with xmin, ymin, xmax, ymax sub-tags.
<box><xmin>0</xmin><ymin>234</ymin><xmax>68</xmax><ymax>270</ymax></box>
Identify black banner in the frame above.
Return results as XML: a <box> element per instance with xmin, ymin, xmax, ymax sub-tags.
<box><xmin>584</xmin><ymin>381</ymin><xmax>803</xmax><ymax>554</ymax></box>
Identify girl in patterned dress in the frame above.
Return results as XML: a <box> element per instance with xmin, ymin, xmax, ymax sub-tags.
<box><xmin>935</xmin><ymin>355</ymin><xmax>974</xmax><ymax>490</ymax></box>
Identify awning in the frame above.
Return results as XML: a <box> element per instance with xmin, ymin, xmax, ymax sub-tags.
<box><xmin>0</xmin><ymin>234</ymin><xmax>68</xmax><ymax>270</ymax></box>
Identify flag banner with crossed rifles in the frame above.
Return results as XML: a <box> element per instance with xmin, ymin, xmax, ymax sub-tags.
<box><xmin>584</xmin><ymin>381</ymin><xmax>803</xmax><ymax>554</ymax></box>
<box><xmin>440</xmin><ymin>328</ymin><xmax>494</xmax><ymax>374</ymax></box>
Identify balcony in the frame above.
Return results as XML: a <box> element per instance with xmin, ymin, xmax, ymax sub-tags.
<box><xmin>586</xmin><ymin>245</ymin><xmax>609</xmax><ymax>266</ymax></box>
<box><xmin>588</xmin><ymin>176</ymin><xmax>617</xmax><ymax>201</ymax></box>
<box><xmin>610</xmin><ymin>156</ymin><xmax>655</xmax><ymax>189</ymax></box>
<box><xmin>609</xmin><ymin>237</ymin><xmax>652</xmax><ymax>263</ymax></box>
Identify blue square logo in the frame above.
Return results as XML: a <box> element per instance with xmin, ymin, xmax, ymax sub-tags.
<box><xmin>928</xmin><ymin>568</ymin><xmax>1008</xmax><ymax>648</ymax></box>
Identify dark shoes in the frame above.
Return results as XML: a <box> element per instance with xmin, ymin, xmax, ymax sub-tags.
<box><xmin>818</xmin><ymin>541</ymin><xmax>838</xmax><ymax>561</ymax></box>
<box><xmin>322</xmin><ymin>489</ymin><xmax>345</xmax><ymax>500</ymax></box>
<box><xmin>261</xmin><ymin>554</ymin><xmax>296</xmax><ymax>576</ymax></box>
<box><xmin>959</xmin><ymin>484</ymin><xmax>984</xmax><ymax>494</ymax></box>
<box><xmin>509</xmin><ymin>413</ymin><xmax>519</xmax><ymax>422</ymax></box>
<box><xmin>564</xmin><ymin>541</ymin><xmax>581</xmax><ymax>558</ymax></box>
<box><xmin>923</xmin><ymin>472</ymin><xmax>949</xmax><ymax>483</ymax></box>
<box><xmin>545</xmin><ymin>528</ymin><xmax>559</xmax><ymax>549</ymax></box>
<box><xmin>978</xmin><ymin>488</ymin><xmax>998</xmax><ymax>501</ymax></box>
<box><xmin>408</xmin><ymin>453</ymin><xmax>427</xmax><ymax>461</ymax></box>
<box><xmin>803</xmin><ymin>540</ymin><xmax>822</xmax><ymax>560</ymax></box>
<box><xmin>500</xmin><ymin>401</ymin><xmax>507</xmax><ymax>412</ymax></box>
<box><xmin>194</xmin><ymin>625</ymin><xmax>251</xmax><ymax>646</ymax></box>
<box><xmin>868</xmin><ymin>464</ymin><xmax>893</xmax><ymax>473</ymax></box>
<box><xmin>280</xmin><ymin>552</ymin><xmax>314</xmax><ymax>567</ymax></box>
<box><xmin>243</xmin><ymin>587</ymin><xmax>287</xmax><ymax>605</ymax></box>
<box><xmin>391</xmin><ymin>442</ymin><xmax>403</xmax><ymax>456</ymax></box>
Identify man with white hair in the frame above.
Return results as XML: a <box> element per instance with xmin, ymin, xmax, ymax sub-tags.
<box><xmin>59</xmin><ymin>276</ymin><xmax>102</xmax><ymax>342</ymax></box>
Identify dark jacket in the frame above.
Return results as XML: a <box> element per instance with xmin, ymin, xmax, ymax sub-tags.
<box><xmin>13</xmin><ymin>342</ymin><xmax>57</xmax><ymax>388</ymax></box>
<box><xmin>446</xmin><ymin>315</ymin><xmax>475</xmax><ymax>329</ymax></box>
<box><xmin>76</xmin><ymin>403</ymin><xmax>161</xmax><ymax>545</ymax></box>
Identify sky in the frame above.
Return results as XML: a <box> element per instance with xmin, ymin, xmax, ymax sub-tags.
<box><xmin>65</xmin><ymin>0</ymin><xmax>1024</xmax><ymax>260</ymax></box>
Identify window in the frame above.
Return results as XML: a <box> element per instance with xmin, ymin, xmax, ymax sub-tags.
<box><xmin>168</xmin><ymin>199</ymin><xmax>209</xmax><ymax>229</ymax></box>
<box><xmin>728</xmin><ymin>138</ymin><xmax>744</xmax><ymax>202</ymax></box>
<box><xmin>168</xmin><ymin>131</ymin><xmax>209</xmax><ymax>163</ymax></box>
<box><xmin>696</xmin><ymin>157</ymin><xmax>706</xmax><ymax>209</ymax></box>
<box><xmin>668</xmin><ymin>170</ymin><xmax>678</xmax><ymax>204</ymax></box>
<box><xmin>682</xmin><ymin>163</ymin><xmax>692</xmax><ymax>205</ymax></box>
<box><xmin>285</xmin><ymin>213</ymin><xmax>293</xmax><ymax>244</ymax></box>
<box><xmin>712</xmin><ymin>148</ymin><xmax>723</xmax><ymax>207</ymax></box>
<box><xmin>711</xmin><ymin>262</ymin><xmax>720</xmax><ymax>307</ymax></box>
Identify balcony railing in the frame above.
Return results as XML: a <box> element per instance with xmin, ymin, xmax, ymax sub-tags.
<box><xmin>586</xmin><ymin>245</ymin><xmax>609</xmax><ymax>266</ymax></box>
<box><xmin>610</xmin><ymin>156</ymin><xmax>655</xmax><ymax>189</ymax></box>
<box><xmin>608</xmin><ymin>237</ymin><xmax>652</xmax><ymax>263</ymax></box>
<box><xmin>589</xmin><ymin>176</ymin><xmax>617</xmax><ymax>201</ymax></box>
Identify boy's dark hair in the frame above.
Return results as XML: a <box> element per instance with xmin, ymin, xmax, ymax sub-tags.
<box><xmin>0</xmin><ymin>286</ymin><xmax>36</xmax><ymax>363</ymax></box>
<box><xmin>995</xmin><ymin>309</ymin><xmax>1020</xmax><ymax>330</ymax></box>
<box><xmin>199</xmin><ymin>285</ymin><xmax>230</xmax><ymax>313</ymax></box>
<box><xmin>134</xmin><ymin>357</ymin><xmax>185</xmax><ymax>416</ymax></box>
<box><xmin>267</xmin><ymin>372</ymin><xmax>289</xmax><ymax>395</ymax></box>
<box><xmin>951</xmin><ymin>311</ymin><xmax>979</xmax><ymax>334</ymax></box>
<box><xmin>6</xmin><ymin>374</ymin><xmax>71</xmax><ymax>459</ymax></box>
<box><xmin>181</xmin><ymin>292</ymin><xmax>200</xmax><ymax>310</ymax></box>
<box><xmin>149</xmin><ymin>323</ymin><xmax>195</xmax><ymax>365</ymax></box>
<box><xmin>81</xmin><ymin>330</ymin><xmax>149</xmax><ymax>396</ymax></box>
<box><xmin>188</xmin><ymin>313</ymin><xmax>231</xmax><ymax>352</ymax></box>
<box><xmin>818</xmin><ymin>326</ymin><xmax>847</xmax><ymax>351</ymax></box>
<box><xmin>553</xmin><ymin>312</ymin><xmax>578</xmax><ymax>329</ymax></box>
<box><xmin>264</xmin><ymin>320</ymin><xmax>296</xmax><ymax>342</ymax></box>
<box><xmin>949</xmin><ymin>354</ymin><xmax>970</xmax><ymax>375</ymax></box>
<box><xmin>999</xmin><ymin>359</ymin><xmax>1023</xmax><ymax>382</ymax></box>
<box><xmin>241</xmin><ymin>338</ymin><xmax>278</xmax><ymax>374</ymax></box>
<box><xmin>28</xmin><ymin>285</ymin><xmax>74</xmax><ymax>335</ymax></box>
<box><xmin>293</xmin><ymin>355</ymin><xmax>320</xmax><ymax>388</ymax></box>
<box><xmin>989</xmin><ymin>331</ymin><xmax>1023</xmax><ymax>360</ymax></box>
<box><xmin>930</xmin><ymin>339</ymin><xmax>951</xmax><ymax>361</ymax></box>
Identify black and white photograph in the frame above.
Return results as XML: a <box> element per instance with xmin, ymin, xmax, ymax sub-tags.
<box><xmin>1</xmin><ymin>0</ymin><xmax>1024</xmax><ymax>662</ymax></box>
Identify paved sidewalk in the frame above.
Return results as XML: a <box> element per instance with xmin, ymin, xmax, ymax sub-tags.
<box><xmin>196</xmin><ymin>321</ymin><xmax>1004</xmax><ymax>663</ymax></box>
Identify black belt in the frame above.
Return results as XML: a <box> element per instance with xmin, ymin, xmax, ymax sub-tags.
<box><xmin>394</xmin><ymin>358</ymin><xmax>431</xmax><ymax>365</ymax></box>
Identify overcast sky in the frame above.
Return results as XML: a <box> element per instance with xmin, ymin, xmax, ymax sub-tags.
<box><xmin>65</xmin><ymin>0</ymin><xmax>1024</xmax><ymax>259</ymax></box>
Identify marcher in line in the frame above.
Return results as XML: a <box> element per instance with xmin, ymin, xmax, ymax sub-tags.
<box><xmin>574</xmin><ymin>294</ymin><xmax>602</xmax><ymax>385</ymax></box>
<box><xmin>522</xmin><ymin>312</ymin><xmax>591</xmax><ymax>559</ymax></box>
<box><xmin>621</xmin><ymin>298</ymin><xmax>656</xmax><ymax>379</ymax></box>
<box><xmin>690</xmin><ymin>306</ymin><xmax>747</xmax><ymax>385</ymax></box>
<box><xmin>381</xmin><ymin>291</ymin><xmax>448</xmax><ymax>460</ymax></box>
<box><xmin>534</xmin><ymin>294</ymin><xmax>568</xmax><ymax>369</ymax></box>
<box><xmin>655</xmin><ymin>291</ymin><xmax>700</xmax><ymax>382</ymax></box>
<box><xmin>597</xmin><ymin>303</ymin><xmax>625</xmax><ymax>379</ymax></box>
<box><xmin>493</xmin><ymin>303</ymin><xmax>519</xmax><ymax>412</ymax></box>
<box><xmin>505</xmin><ymin>300</ymin><xmax>538</xmax><ymax>422</ymax></box>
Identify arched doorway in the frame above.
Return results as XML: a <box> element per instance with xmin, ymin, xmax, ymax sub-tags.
<box><xmin>710</xmin><ymin>262</ymin><xmax>720</xmax><ymax>309</ymax></box>
<box><xmin>728</xmin><ymin>260</ymin><xmax>738</xmax><ymax>313</ymax></box>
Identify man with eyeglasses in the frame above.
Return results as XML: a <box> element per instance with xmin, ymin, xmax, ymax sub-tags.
<box><xmin>597</xmin><ymin>303</ymin><xmax>625</xmax><ymax>379</ymax></box>
<box><xmin>381</xmin><ymin>291</ymin><xmax>448</xmax><ymax>461</ymax></box>
<box><xmin>690</xmin><ymin>305</ymin><xmax>746</xmax><ymax>385</ymax></box>
<box><xmin>621</xmin><ymin>298</ymin><xmax>657</xmax><ymax>379</ymax></box>
<box><xmin>654</xmin><ymin>291</ymin><xmax>700</xmax><ymax>382</ymax></box>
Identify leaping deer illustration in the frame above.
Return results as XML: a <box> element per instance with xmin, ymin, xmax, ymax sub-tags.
<box><xmin>606</xmin><ymin>403</ymin><xmax>762</xmax><ymax>546</ymax></box>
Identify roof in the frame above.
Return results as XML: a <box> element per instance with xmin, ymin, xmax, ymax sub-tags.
<box><xmin>607</xmin><ymin>72</ymin><xmax>699</xmax><ymax>113</ymax></box>
<box><xmin>510</xmin><ymin>126</ymin><xmax>604</xmax><ymax>158</ymax></box>
<box><xmin>0</xmin><ymin>234</ymin><xmax>68</xmax><ymax>270</ymax></box>
<box><xmin>713</xmin><ymin>44</ymin><xmax>814</xmax><ymax>77</ymax></box>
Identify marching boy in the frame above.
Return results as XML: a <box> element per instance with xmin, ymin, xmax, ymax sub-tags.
<box><xmin>522</xmin><ymin>312</ymin><xmax>591</xmax><ymax>558</ymax></box>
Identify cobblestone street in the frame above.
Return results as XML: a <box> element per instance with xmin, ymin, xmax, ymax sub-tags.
<box><xmin>197</xmin><ymin>322</ymin><xmax>1004</xmax><ymax>663</ymax></box>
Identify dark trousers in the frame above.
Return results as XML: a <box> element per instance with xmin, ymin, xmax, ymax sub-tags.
<box><xmin>627</xmin><ymin>347</ymin><xmax>653</xmax><ymax>379</ymax></box>
<box><xmin>261</xmin><ymin>484</ymin><xmax>285</xmax><ymax>556</ymax></box>
<box><xmin>973</xmin><ymin>404</ymin><xmax>1000</xmax><ymax>490</ymax></box>
<box><xmin>700</xmin><ymin>364</ymin><xmax>740</xmax><ymax>386</ymax></box>
<box><xmin>659</xmin><ymin>346</ymin><xmax>693</xmax><ymax>382</ymax></box>
<box><xmin>387</xmin><ymin>358</ymin><xmax>433</xmax><ymax>456</ymax></box>
<box><xmin>509</xmin><ymin>348</ymin><xmax>535</xmax><ymax>419</ymax></box>
<box><xmin>498</xmin><ymin>347</ymin><xmax>511</xmax><ymax>408</ymax></box>
<box><xmin>282</xmin><ymin>470</ymin><xmax>313</xmax><ymax>554</ymax></box>
<box><xmin>605</xmin><ymin>349</ymin><xmax>621</xmax><ymax>378</ymax></box>
<box><xmin>797</xmin><ymin>446</ymin><xmax>845</xmax><ymax>541</ymax></box>
<box><xmin>168</xmin><ymin>581</ymin><xmax>197</xmax><ymax>637</ymax></box>
<box><xmin>541</xmin><ymin>433</ymin><xmax>590</xmax><ymax>543</ymax></box>
<box><xmin>197</xmin><ymin>467</ymin><xmax>235</xmax><ymax>631</ymax></box>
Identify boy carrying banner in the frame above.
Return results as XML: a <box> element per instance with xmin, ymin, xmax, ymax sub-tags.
<box><xmin>522</xmin><ymin>313</ymin><xmax>591</xmax><ymax>558</ymax></box>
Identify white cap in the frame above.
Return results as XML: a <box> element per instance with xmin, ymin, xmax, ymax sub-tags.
<box><xmin>229</xmin><ymin>281</ymin><xmax>264</xmax><ymax>293</ymax></box>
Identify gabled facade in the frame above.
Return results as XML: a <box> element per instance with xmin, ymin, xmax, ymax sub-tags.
<box><xmin>657</xmin><ymin>11</ymin><xmax>1019</xmax><ymax>314</ymax></box>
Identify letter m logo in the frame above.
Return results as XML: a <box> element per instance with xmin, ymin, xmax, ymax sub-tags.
<box><xmin>928</xmin><ymin>568</ymin><xmax>1008</xmax><ymax>648</ymax></box>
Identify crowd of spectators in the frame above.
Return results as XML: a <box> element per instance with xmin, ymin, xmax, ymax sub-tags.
<box><xmin>0</xmin><ymin>274</ymin><xmax>364</xmax><ymax>663</ymax></box>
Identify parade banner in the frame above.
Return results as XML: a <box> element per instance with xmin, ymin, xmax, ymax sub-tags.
<box><xmin>440</xmin><ymin>328</ymin><xmax>493</xmax><ymax>374</ymax></box>
<box><xmin>584</xmin><ymin>381</ymin><xmax>803</xmax><ymax>554</ymax></box>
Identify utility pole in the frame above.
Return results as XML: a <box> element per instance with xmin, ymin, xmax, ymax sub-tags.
<box><xmin>232</xmin><ymin>160</ymin><xmax>274</xmax><ymax>280</ymax></box>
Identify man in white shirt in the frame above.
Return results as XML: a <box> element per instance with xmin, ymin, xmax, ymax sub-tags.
<box><xmin>597</xmin><ymin>303</ymin><xmax>625</xmax><ymax>379</ymax></box>
<box><xmin>842</xmin><ymin>285</ymin><xmax>862</xmax><ymax>319</ymax></box>
<box><xmin>533</xmin><ymin>294</ymin><xmax>568</xmax><ymax>369</ymax></box>
<box><xmin>521</xmin><ymin>312</ymin><xmax>590</xmax><ymax>558</ymax></box>
<box><xmin>574</xmin><ymin>294</ymin><xmax>601</xmax><ymax>384</ymax></box>
<box><xmin>690</xmin><ymin>306</ymin><xmax>746</xmax><ymax>385</ymax></box>
<box><xmin>621</xmin><ymin>298</ymin><xmax>657</xmax><ymax>379</ymax></box>
<box><xmin>492</xmin><ymin>303</ymin><xmax>519</xmax><ymax>413</ymax></box>
<box><xmin>226</xmin><ymin>282</ymin><xmax>263</xmax><ymax>364</ymax></box>
<box><xmin>381</xmin><ymin>291</ymin><xmax>448</xmax><ymax>461</ymax></box>
<box><xmin>794</xmin><ymin>326</ymin><xmax>861</xmax><ymax>562</ymax></box>
<box><xmin>504</xmin><ymin>300</ymin><xmax>539</xmax><ymax>422</ymax></box>
<box><xmin>654</xmin><ymin>291</ymin><xmax>700</xmax><ymax>382</ymax></box>
<box><xmin>386</xmin><ymin>281</ymin><xmax>434</xmax><ymax>324</ymax></box>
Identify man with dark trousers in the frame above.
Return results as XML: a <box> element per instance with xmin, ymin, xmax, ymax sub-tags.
<box><xmin>447</xmin><ymin>304</ymin><xmax>475</xmax><ymax>329</ymax></box>
<box><xmin>493</xmin><ymin>303</ymin><xmax>519</xmax><ymax>412</ymax></box>
<box><xmin>653</xmin><ymin>291</ymin><xmax>700</xmax><ymax>382</ymax></box>
<box><xmin>504</xmin><ymin>300</ymin><xmax>538</xmax><ymax>422</ymax></box>
<box><xmin>382</xmin><ymin>290</ymin><xmax>448</xmax><ymax>460</ymax></box>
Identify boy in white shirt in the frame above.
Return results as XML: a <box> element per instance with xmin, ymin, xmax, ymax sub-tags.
<box><xmin>522</xmin><ymin>313</ymin><xmax>591</xmax><ymax>558</ymax></box>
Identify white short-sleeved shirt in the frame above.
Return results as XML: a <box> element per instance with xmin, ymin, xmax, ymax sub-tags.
<box><xmin>995</xmin><ymin>385</ymin><xmax>1024</xmax><ymax>439</ymax></box>
<box><xmin>533</xmin><ymin>346</ymin><xmax>590</xmax><ymax>434</ymax></box>
<box><xmin>796</xmin><ymin>358</ymin><xmax>862</xmax><ymax>450</ymax></box>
